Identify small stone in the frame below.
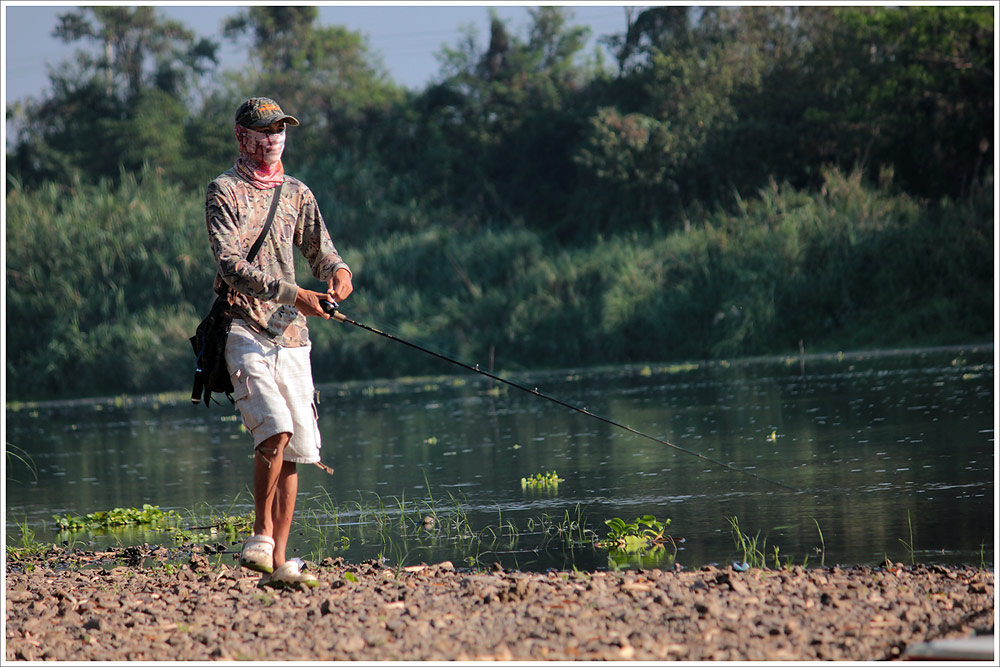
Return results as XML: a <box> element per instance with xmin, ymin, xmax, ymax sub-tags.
<box><xmin>32</xmin><ymin>599</ymin><xmax>58</xmax><ymax>618</ymax></box>
<box><xmin>336</xmin><ymin>635</ymin><xmax>366</xmax><ymax>653</ymax></box>
<box><xmin>208</xmin><ymin>646</ymin><xmax>229</xmax><ymax>659</ymax></box>
<box><xmin>728</xmin><ymin>578</ymin><xmax>750</xmax><ymax>595</ymax></box>
<box><xmin>694</xmin><ymin>601</ymin><xmax>718</xmax><ymax>616</ymax></box>
<box><xmin>188</xmin><ymin>554</ymin><xmax>211</xmax><ymax>573</ymax></box>
<box><xmin>6</xmin><ymin>590</ymin><xmax>34</xmax><ymax>603</ymax></box>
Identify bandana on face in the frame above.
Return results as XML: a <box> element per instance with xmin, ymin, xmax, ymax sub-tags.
<box><xmin>234</xmin><ymin>125</ymin><xmax>286</xmax><ymax>189</ymax></box>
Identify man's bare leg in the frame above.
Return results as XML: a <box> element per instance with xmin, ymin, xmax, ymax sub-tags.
<box><xmin>271</xmin><ymin>461</ymin><xmax>298</xmax><ymax>569</ymax></box>
<box><xmin>252</xmin><ymin>432</ymin><xmax>290</xmax><ymax>540</ymax></box>
<box><xmin>252</xmin><ymin>432</ymin><xmax>299</xmax><ymax>569</ymax></box>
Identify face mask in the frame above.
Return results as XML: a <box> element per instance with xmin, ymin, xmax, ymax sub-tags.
<box><xmin>236</xmin><ymin>125</ymin><xmax>286</xmax><ymax>166</ymax></box>
<box><xmin>234</xmin><ymin>125</ymin><xmax>286</xmax><ymax>189</ymax></box>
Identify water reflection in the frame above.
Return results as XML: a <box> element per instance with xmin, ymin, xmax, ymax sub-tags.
<box><xmin>5</xmin><ymin>346</ymin><xmax>994</xmax><ymax>571</ymax></box>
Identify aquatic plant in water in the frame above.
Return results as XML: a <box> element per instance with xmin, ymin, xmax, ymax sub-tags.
<box><xmin>599</xmin><ymin>515</ymin><xmax>677</xmax><ymax>570</ymax></box>
<box><xmin>53</xmin><ymin>504</ymin><xmax>181</xmax><ymax>532</ymax></box>
<box><xmin>600</xmin><ymin>515</ymin><xmax>671</xmax><ymax>552</ymax></box>
<box><xmin>521</xmin><ymin>471</ymin><xmax>564</xmax><ymax>491</ymax></box>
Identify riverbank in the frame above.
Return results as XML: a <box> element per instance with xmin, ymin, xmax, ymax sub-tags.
<box><xmin>5</xmin><ymin>546</ymin><xmax>994</xmax><ymax>661</ymax></box>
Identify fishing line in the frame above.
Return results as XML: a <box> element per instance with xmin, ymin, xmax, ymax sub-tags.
<box><xmin>322</xmin><ymin>300</ymin><xmax>800</xmax><ymax>492</ymax></box>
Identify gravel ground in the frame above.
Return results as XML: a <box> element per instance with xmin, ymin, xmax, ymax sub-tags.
<box><xmin>5</xmin><ymin>546</ymin><xmax>994</xmax><ymax>661</ymax></box>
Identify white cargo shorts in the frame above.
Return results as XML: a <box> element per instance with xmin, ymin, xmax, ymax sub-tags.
<box><xmin>224</xmin><ymin>320</ymin><xmax>321</xmax><ymax>464</ymax></box>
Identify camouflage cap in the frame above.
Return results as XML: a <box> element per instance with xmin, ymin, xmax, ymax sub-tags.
<box><xmin>235</xmin><ymin>97</ymin><xmax>300</xmax><ymax>129</ymax></box>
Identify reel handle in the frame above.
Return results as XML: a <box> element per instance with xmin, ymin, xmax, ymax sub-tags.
<box><xmin>321</xmin><ymin>299</ymin><xmax>346</xmax><ymax>322</ymax></box>
<box><xmin>320</xmin><ymin>299</ymin><xmax>339</xmax><ymax>315</ymax></box>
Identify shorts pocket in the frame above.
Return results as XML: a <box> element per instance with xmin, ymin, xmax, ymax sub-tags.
<box><xmin>231</xmin><ymin>369</ymin><xmax>264</xmax><ymax>432</ymax></box>
<box><xmin>229</xmin><ymin>369</ymin><xmax>246</xmax><ymax>399</ymax></box>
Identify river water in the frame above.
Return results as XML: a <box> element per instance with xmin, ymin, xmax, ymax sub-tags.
<box><xmin>5</xmin><ymin>346</ymin><xmax>994</xmax><ymax>572</ymax></box>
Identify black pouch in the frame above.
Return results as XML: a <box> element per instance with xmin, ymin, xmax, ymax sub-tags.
<box><xmin>189</xmin><ymin>294</ymin><xmax>234</xmax><ymax>406</ymax></box>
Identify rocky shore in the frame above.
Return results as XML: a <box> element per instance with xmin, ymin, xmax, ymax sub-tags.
<box><xmin>5</xmin><ymin>546</ymin><xmax>994</xmax><ymax>661</ymax></box>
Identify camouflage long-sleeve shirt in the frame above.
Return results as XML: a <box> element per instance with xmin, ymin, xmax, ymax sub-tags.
<box><xmin>206</xmin><ymin>168</ymin><xmax>350</xmax><ymax>347</ymax></box>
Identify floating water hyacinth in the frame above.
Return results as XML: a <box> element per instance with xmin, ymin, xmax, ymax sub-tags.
<box><xmin>521</xmin><ymin>471</ymin><xmax>564</xmax><ymax>490</ymax></box>
<box><xmin>53</xmin><ymin>504</ymin><xmax>181</xmax><ymax>531</ymax></box>
<box><xmin>600</xmin><ymin>515</ymin><xmax>671</xmax><ymax>553</ymax></box>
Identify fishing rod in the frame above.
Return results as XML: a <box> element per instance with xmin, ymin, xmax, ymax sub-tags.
<box><xmin>321</xmin><ymin>300</ymin><xmax>799</xmax><ymax>492</ymax></box>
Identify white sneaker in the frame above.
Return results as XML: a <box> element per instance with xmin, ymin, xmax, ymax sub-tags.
<box><xmin>239</xmin><ymin>534</ymin><xmax>274</xmax><ymax>574</ymax></box>
<box><xmin>260</xmin><ymin>559</ymin><xmax>319</xmax><ymax>589</ymax></box>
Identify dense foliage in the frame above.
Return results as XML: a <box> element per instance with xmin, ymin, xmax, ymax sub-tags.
<box><xmin>5</xmin><ymin>6</ymin><xmax>994</xmax><ymax>401</ymax></box>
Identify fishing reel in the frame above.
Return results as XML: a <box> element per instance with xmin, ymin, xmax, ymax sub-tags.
<box><xmin>321</xmin><ymin>299</ymin><xmax>347</xmax><ymax>322</ymax></box>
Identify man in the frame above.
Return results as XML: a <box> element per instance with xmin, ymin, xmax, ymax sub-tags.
<box><xmin>206</xmin><ymin>96</ymin><xmax>353</xmax><ymax>588</ymax></box>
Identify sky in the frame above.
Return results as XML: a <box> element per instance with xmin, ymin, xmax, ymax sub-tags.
<box><xmin>2</xmin><ymin>2</ymin><xmax>638</xmax><ymax>106</ymax></box>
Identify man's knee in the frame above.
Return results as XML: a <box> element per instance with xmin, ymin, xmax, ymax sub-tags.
<box><xmin>255</xmin><ymin>432</ymin><xmax>291</xmax><ymax>465</ymax></box>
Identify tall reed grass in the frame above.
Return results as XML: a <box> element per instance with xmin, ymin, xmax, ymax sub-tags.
<box><xmin>6</xmin><ymin>167</ymin><xmax>213</xmax><ymax>398</ymax></box>
<box><xmin>310</xmin><ymin>167</ymin><xmax>993</xmax><ymax>384</ymax></box>
<box><xmin>6</xmin><ymin>167</ymin><xmax>992</xmax><ymax>400</ymax></box>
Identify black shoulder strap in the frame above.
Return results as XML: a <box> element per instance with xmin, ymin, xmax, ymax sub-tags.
<box><xmin>246</xmin><ymin>182</ymin><xmax>283</xmax><ymax>264</ymax></box>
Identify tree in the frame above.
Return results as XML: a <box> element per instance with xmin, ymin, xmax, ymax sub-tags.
<box><xmin>574</xmin><ymin>107</ymin><xmax>676</xmax><ymax>220</ymax></box>
<box><xmin>6</xmin><ymin>63</ymin><xmax>126</xmax><ymax>186</ymax></box>
<box><xmin>53</xmin><ymin>6</ymin><xmax>217</xmax><ymax>99</ymax></box>
<box><xmin>603</xmin><ymin>6</ymin><xmax>693</xmax><ymax>75</ymax></box>
<box><xmin>223</xmin><ymin>6</ymin><xmax>319</xmax><ymax>73</ymax></box>
<box><xmin>7</xmin><ymin>7</ymin><xmax>217</xmax><ymax>189</ymax></box>
<box><xmin>797</xmin><ymin>6</ymin><xmax>994</xmax><ymax>198</ymax></box>
<box><xmin>411</xmin><ymin>7</ymin><xmax>592</xmax><ymax>226</ymax></box>
<box><xmin>576</xmin><ymin>6</ymin><xmax>766</xmax><ymax>227</ymax></box>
